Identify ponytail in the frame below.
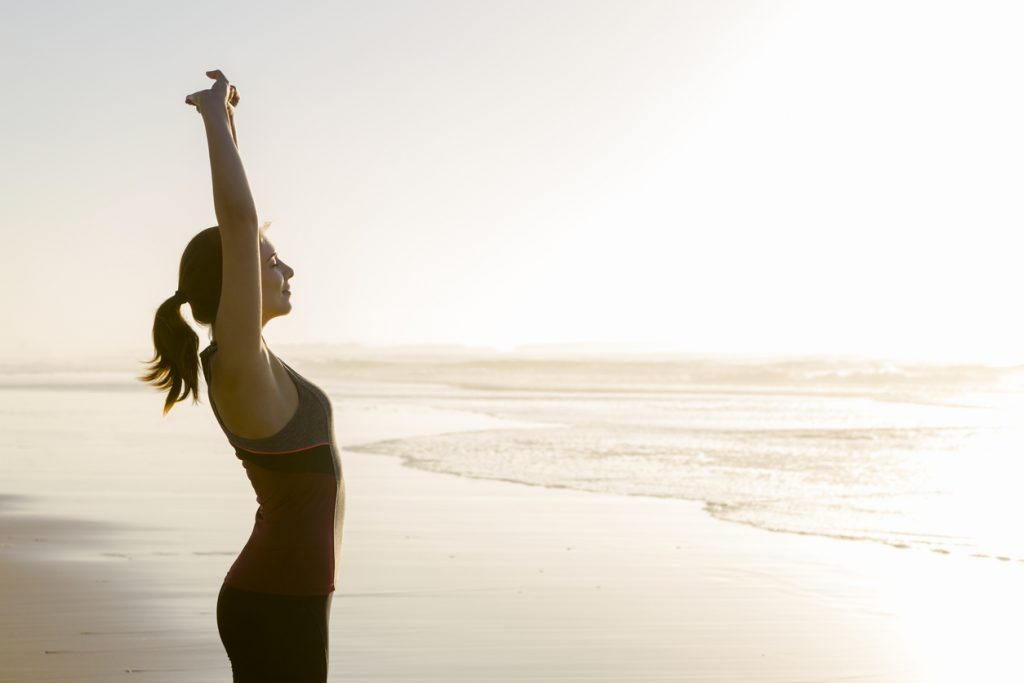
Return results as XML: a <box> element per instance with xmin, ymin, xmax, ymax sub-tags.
<box><xmin>138</xmin><ymin>293</ymin><xmax>201</xmax><ymax>415</ymax></box>
<box><xmin>137</xmin><ymin>226</ymin><xmax>222</xmax><ymax>415</ymax></box>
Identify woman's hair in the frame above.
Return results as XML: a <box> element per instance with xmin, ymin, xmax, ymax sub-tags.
<box><xmin>137</xmin><ymin>226</ymin><xmax>223</xmax><ymax>415</ymax></box>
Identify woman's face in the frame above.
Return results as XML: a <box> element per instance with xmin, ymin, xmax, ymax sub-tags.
<box><xmin>260</xmin><ymin>235</ymin><xmax>294</xmax><ymax>324</ymax></box>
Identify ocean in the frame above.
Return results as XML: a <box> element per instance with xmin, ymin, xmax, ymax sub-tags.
<box><xmin>331</xmin><ymin>355</ymin><xmax>1024</xmax><ymax>562</ymax></box>
<box><xmin>3</xmin><ymin>354</ymin><xmax>1023</xmax><ymax>564</ymax></box>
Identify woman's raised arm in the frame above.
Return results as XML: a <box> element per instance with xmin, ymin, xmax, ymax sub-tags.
<box><xmin>185</xmin><ymin>70</ymin><xmax>264</xmax><ymax>362</ymax></box>
<box><xmin>186</xmin><ymin>70</ymin><xmax>256</xmax><ymax>228</ymax></box>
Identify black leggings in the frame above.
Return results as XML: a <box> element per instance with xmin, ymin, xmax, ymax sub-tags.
<box><xmin>217</xmin><ymin>583</ymin><xmax>333</xmax><ymax>682</ymax></box>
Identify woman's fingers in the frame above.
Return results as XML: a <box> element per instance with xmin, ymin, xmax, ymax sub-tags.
<box><xmin>185</xmin><ymin>71</ymin><xmax>233</xmax><ymax>113</ymax></box>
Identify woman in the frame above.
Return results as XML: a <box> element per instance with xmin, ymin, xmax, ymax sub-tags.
<box><xmin>138</xmin><ymin>70</ymin><xmax>345</xmax><ymax>682</ymax></box>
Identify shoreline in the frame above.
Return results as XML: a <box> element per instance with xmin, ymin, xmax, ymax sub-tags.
<box><xmin>349</xmin><ymin>445</ymin><xmax>1024</xmax><ymax>567</ymax></box>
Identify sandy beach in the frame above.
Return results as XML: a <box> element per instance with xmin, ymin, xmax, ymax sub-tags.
<box><xmin>2</xmin><ymin>380</ymin><xmax>1023</xmax><ymax>682</ymax></box>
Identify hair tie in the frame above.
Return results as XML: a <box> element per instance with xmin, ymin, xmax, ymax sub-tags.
<box><xmin>173</xmin><ymin>289</ymin><xmax>187</xmax><ymax>304</ymax></box>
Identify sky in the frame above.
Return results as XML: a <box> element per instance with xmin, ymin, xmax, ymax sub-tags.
<box><xmin>2</xmin><ymin>0</ymin><xmax>1023</xmax><ymax>365</ymax></box>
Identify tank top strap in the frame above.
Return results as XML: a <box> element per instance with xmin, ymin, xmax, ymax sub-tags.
<box><xmin>199</xmin><ymin>342</ymin><xmax>314</xmax><ymax>449</ymax></box>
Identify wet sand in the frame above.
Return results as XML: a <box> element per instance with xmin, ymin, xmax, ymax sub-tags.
<box><xmin>2</xmin><ymin>399</ymin><xmax>1023</xmax><ymax>682</ymax></box>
